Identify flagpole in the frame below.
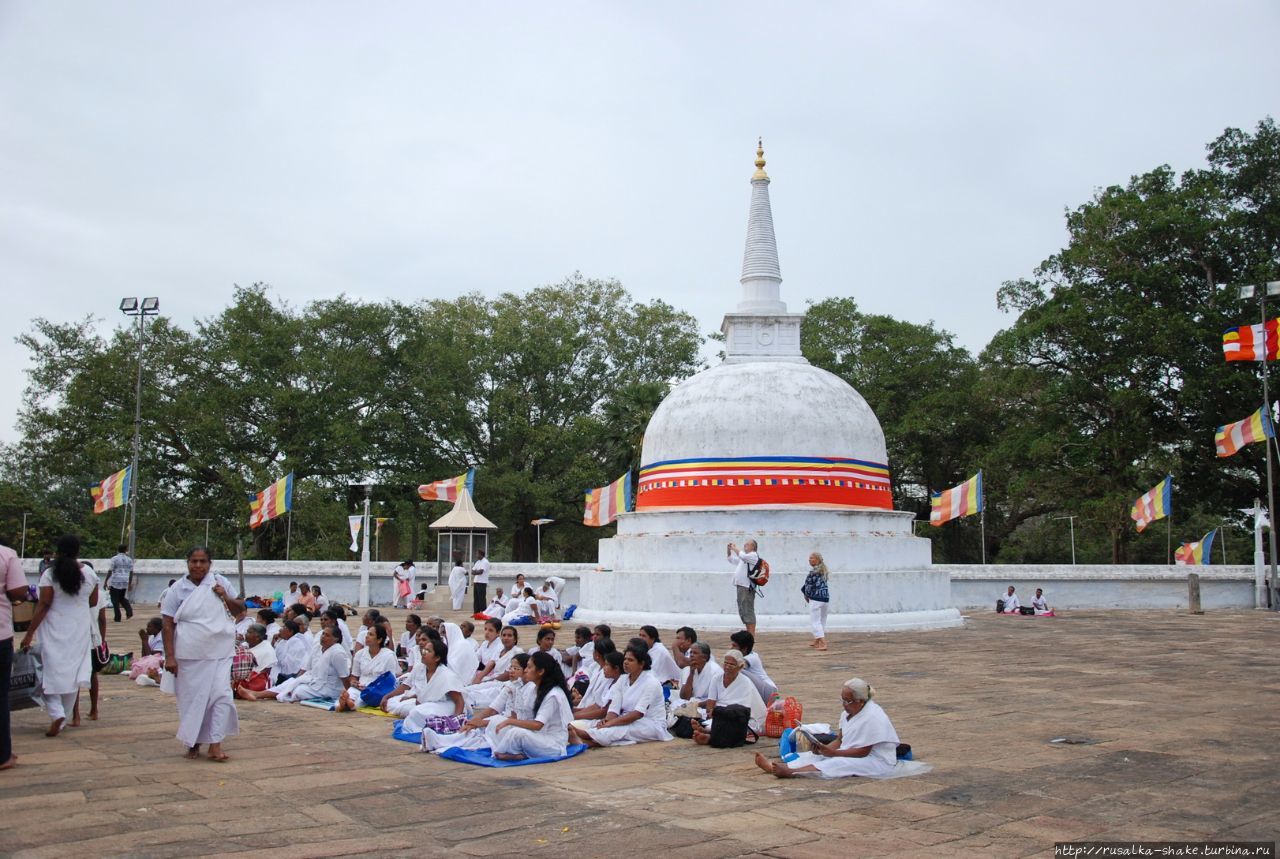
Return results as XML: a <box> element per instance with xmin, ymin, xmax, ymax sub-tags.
<box><xmin>286</xmin><ymin>511</ymin><xmax>292</xmax><ymax>562</ymax></box>
<box><xmin>980</xmin><ymin>509</ymin><xmax>986</xmax><ymax>565</ymax></box>
<box><xmin>1167</xmin><ymin>512</ymin><xmax>1172</xmax><ymax>566</ymax></box>
<box><xmin>1261</xmin><ymin>291</ymin><xmax>1280</xmax><ymax>608</ymax></box>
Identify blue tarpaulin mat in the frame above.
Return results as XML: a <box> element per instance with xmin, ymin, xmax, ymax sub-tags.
<box><xmin>438</xmin><ymin>744</ymin><xmax>589</xmax><ymax>767</ymax></box>
<box><xmin>392</xmin><ymin>719</ymin><xmax>421</xmax><ymax>744</ymax></box>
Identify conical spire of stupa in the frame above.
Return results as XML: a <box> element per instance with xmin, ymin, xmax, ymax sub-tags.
<box><xmin>738</xmin><ymin>138</ymin><xmax>785</xmax><ymax>313</ymax></box>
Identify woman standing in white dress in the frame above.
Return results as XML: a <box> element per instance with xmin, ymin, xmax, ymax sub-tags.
<box><xmin>754</xmin><ymin>678</ymin><xmax>900</xmax><ymax>779</ymax></box>
<box><xmin>19</xmin><ymin>535</ymin><xmax>98</xmax><ymax>737</ymax></box>
<box><xmin>491</xmin><ymin>651</ymin><xmax>574</xmax><ymax>760</ymax></box>
<box><xmin>569</xmin><ymin>643</ymin><xmax>672</xmax><ymax>747</ymax></box>
<box><xmin>448</xmin><ymin>561</ymin><xmax>467</xmax><ymax>611</ymax></box>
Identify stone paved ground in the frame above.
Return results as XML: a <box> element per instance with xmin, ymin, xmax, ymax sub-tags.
<box><xmin>3</xmin><ymin>606</ymin><xmax>1278</xmax><ymax>858</ymax></box>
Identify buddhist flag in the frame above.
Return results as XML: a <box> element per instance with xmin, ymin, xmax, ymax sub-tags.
<box><xmin>375</xmin><ymin>517</ymin><xmax>389</xmax><ymax>536</ymax></box>
<box><xmin>249</xmin><ymin>473</ymin><xmax>294</xmax><ymax>528</ymax></box>
<box><xmin>1131</xmin><ymin>476</ymin><xmax>1172</xmax><ymax>532</ymax></box>
<box><xmin>1174</xmin><ymin>529</ymin><xmax>1216</xmax><ymax>565</ymax></box>
<box><xmin>1223</xmin><ymin>320</ymin><xmax>1279</xmax><ymax>362</ymax></box>
<box><xmin>418</xmin><ymin>468</ymin><xmax>475</xmax><ymax>503</ymax></box>
<box><xmin>1215</xmin><ymin>406</ymin><xmax>1274</xmax><ymax>457</ymax></box>
<box><xmin>584</xmin><ymin>471</ymin><xmax>631</xmax><ymax>527</ymax></box>
<box><xmin>929</xmin><ymin>471</ymin><xmax>983</xmax><ymax>526</ymax></box>
<box><xmin>90</xmin><ymin>466</ymin><xmax>131</xmax><ymax>514</ymax></box>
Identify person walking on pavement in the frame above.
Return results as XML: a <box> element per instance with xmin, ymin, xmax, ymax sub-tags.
<box><xmin>107</xmin><ymin>543</ymin><xmax>135</xmax><ymax>623</ymax></box>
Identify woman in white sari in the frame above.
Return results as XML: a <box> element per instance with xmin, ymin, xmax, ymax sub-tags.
<box><xmin>422</xmin><ymin>652</ymin><xmax>533</xmax><ymax>752</ymax></box>
<box><xmin>390</xmin><ymin>638</ymin><xmax>465</xmax><ymax>733</ymax></box>
<box><xmin>692</xmin><ymin>649</ymin><xmax>766</xmax><ymax>742</ymax></box>
<box><xmin>464</xmin><ymin>625</ymin><xmax>524</xmax><ymax>710</ymax></box>
<box><xmin>491</xmin><ymin>651</ymin><xmax>574</xmax><ymax>760</ymax></box>
<box><xmin>159</xmin><ymin>546</ymin><xmax>239</xmax><ymax>762</ymax></box>
<box><xmin>569</xmin><ymin>643</ymin><xmax>672</xmax><ymax>747</ymax></box>
<box><xmin>501</xmin><ymin>588</ymin><xmax>537</xmax><ymax>624</ymax></box>
<box><xmin>572</xmin><ymin>643</ymin><xmax>620</xmax><ymax>720</ymax></box>
<box><xmin>473</xmin><ymin>619</ymin><xmax>503</xmax><ymax>680</ymax></box>
<box><xmin>336</xmin><ymin>627</ymin><xmax>398</xmax><ymax>711</ymax></box>
<box><xmin>436</xmin><ymin>620</ymin><xmax>479</xmax><ymax>685</ymax></box>
<box><xmin>448</xmin><ymin>561</ymin><xmax>468</xmax><ymax>611</ymax></box>
<box><xmin>19</xmin><ymin>535</ymin><xmax>98</xmax><ymax>738</ymax></box>
<box><xmin>754</xmin><ymin>678</ymin><xmax>900</xmax><ymax>779</ymax></box>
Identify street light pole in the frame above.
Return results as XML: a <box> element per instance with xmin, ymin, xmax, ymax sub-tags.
<box><xmin>531</xmin><ymin>518</ymin><xmax>555</xmax><ymax>565</ymax></box>
<box><xmin>120</xmin><ymin>297</ymin><xmax>159</xmax><ymax>563</ymax></box>
<box><xmin>358</xmin><ymin>481</ymin><xmax>373</xmax><ymax>607</ymax></box>
<box><xmin>1051</xmin><ymin>515</ymin><xmax>1077</xmax><ymax>564</ymax></box>
<box><xmin>196</xmin><ymin>518</ymin><xmax>212</xmax><ymax>547</ymax></box>
<box><xmin>20</xmin><ymin>512</ymin><xmax>29</xmax><ymax>559</ymax></box>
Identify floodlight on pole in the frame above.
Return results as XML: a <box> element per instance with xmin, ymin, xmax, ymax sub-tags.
<box><xmin>120</xmin><ymin>296</ymin><xmax>160</xmax><ymax>564</ymax></box>
<box><xmin>532</xmin><ymin>518</ymin><xmax>555</xmax><ymax>565</ymax></box>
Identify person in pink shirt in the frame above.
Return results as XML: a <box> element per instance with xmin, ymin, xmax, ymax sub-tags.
<box><xmin>1</xmin><ymin>537</ymin><xmax>32</xmax><ymax>770</ymax></box>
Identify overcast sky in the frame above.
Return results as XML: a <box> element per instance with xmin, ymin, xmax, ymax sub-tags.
<box><xmin>1</xmin><ymin>2</ymin><xmax>1276</xmax><ymax>444</ymax></box>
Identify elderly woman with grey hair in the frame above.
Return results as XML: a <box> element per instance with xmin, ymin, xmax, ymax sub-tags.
<box><xmin>691</xmin><ymin>649</ymin><xmax>766</xmax><ymax>742</ymax></box>
<box><xmin>754</xmin><ymin>678</ymin><xmax>900</xmax><ymax>778</ymax></box>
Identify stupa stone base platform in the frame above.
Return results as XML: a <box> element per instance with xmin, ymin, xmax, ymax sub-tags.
<box><xmin>577</xmin><ymin>507</ymin><xmax>961</xmax><ymax>631</ymax></box>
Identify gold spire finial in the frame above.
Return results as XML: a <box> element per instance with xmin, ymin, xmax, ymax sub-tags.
<box><xmin>752</xmin><ymin>137</ymin><xmax>769</xmax><ymax>180</ymax></box>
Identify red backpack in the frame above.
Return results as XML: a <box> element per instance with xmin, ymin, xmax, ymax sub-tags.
<box><xmin>747</xmin><ymin>557</ymin><xmax>771</xmax><ymax>587</ymax></box>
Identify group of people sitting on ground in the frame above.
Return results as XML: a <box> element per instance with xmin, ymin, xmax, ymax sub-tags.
<box><xmin>998</xmin><ymin>586</ymin><xmax>1053</xmax><ymax>615</ymax></box>
<box><xmin>472</xmin><ymin>574</ymin><xmax>568</xmax><ymax>625</ymax></box>
<box><xmin>123</xmin><ymin>567</ymin><xmax>912</xmax><ymax>777</ymax></box>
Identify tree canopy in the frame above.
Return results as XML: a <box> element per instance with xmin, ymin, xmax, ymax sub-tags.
<box><xmin>3</xmin><ymin>118</ymin><xmax>1276</xmax><ymax>567</ymax></box>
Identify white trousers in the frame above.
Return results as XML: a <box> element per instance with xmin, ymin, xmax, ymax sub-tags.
<box><xmin>808</xmin><ymin>601</ymin><xmax>829</xmax><ymax>639</ymax></box>
<box><xmin>45</xmin><ymin>691</ymin><xmax>78</xmax><ymax>722</ymax></box>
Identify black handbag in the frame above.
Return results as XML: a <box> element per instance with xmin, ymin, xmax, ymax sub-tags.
<box><xmin>709</xmin><ymin>704</ymin><xmax>754</xmax><ymax>748</ymax></box>
<box><xmin>996</xmin><ymin>599</ymin><xmax>1005</xmax><ymax>613</ymax></box>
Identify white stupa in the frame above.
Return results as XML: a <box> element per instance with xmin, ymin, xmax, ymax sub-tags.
<box><xmin>575</xmin><ymin>142</ymin><xmax>961</xmax><ymax>632</ymax></box>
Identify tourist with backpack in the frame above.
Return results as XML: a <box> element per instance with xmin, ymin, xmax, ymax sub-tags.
<box><xmin>726</xmin><ymin>540</ymin><xmax>765</xmax><ymax>634</ymax></box>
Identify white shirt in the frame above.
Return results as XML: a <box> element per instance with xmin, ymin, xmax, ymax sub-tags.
<box><xmin>648</xmin><ymin>641</ymin><xmax>682</xmax><ymax>686</ymax></box>
<box><xmin>351</xmin><ymin>646</ymin><xmax>398</xmax><ymax>686</ymax></box>
<box><xmin>1002</xmin><ymin>592</ymin><xmax>1021</xmax><ymax>612</ymax></box>
<box><xmin>234</xmin><ymin>616</ymin><xmax>252</xmax><ymax>638</ymax></box>
<box><xmin>729</xmin><ymin>550</ymin><xmax>758</xmax><ymax>589</ymax></box>
<box><xmin>315</xmin><ymin>595</ymin><xmax>330</xmax><ymax>614</ymax></box>
<box><xmin>472</xmin><ymin>558</ymin><xmax>490</xmax><ymax>584</ymax></box>
<box><xmin>687</xmin><ymin>660</ymin><xmax>725</xmax><ymax>703</ymax></box>
<box><xmin>606</xmin><ymin>672</ymin><xmax>667</xmax><ymax>728</ymax></box>
<box><xmin>273</xmin><ymin>635</ymin><xmax>309</xmax><ymax>678</ymax></box>
<box><xmin>107</xmin><ymin>552</ymin><xmax>133</xmax><ymax>588</ymax></box>
<box><xmin>742</xmin><ymin>652</ymin><xmax>778</xmax><ymax>700</ymax></box>
<box><xmin>1031</xmin><ymin>595</ymin><xmax>1049</xmax><ymax>611</ymax></box>
<box><xmin>476</xmin><ymin>637</ymin><xmax>503</xmax><ymax>670</ymax></box>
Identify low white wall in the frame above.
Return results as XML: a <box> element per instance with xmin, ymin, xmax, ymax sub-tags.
<box><xmin>23</xmin><ymin>559</ymin><xmax>1259</xmax><ymax>612</ymax></box>
<box><xmin>938</xmin><ymin>564</ymin><xmax>1257</xmax><ymax>610</ymax></box>
<box><xmin>20</xmin><ymin>559</ymin><xmax>592</xmax><ymax>608</ymax></box>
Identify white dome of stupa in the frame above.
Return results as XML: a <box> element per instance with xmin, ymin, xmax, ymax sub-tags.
<box><xmin>635</xmin><ymin>141</ymin><xmax>893</xmax><ymax>513</ymax></box>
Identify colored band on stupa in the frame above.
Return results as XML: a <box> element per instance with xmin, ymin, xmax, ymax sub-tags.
<box><xmin>636</xmin><ymin>456</ymin><xmax>893</xmax><ymax>510</ymax></box>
